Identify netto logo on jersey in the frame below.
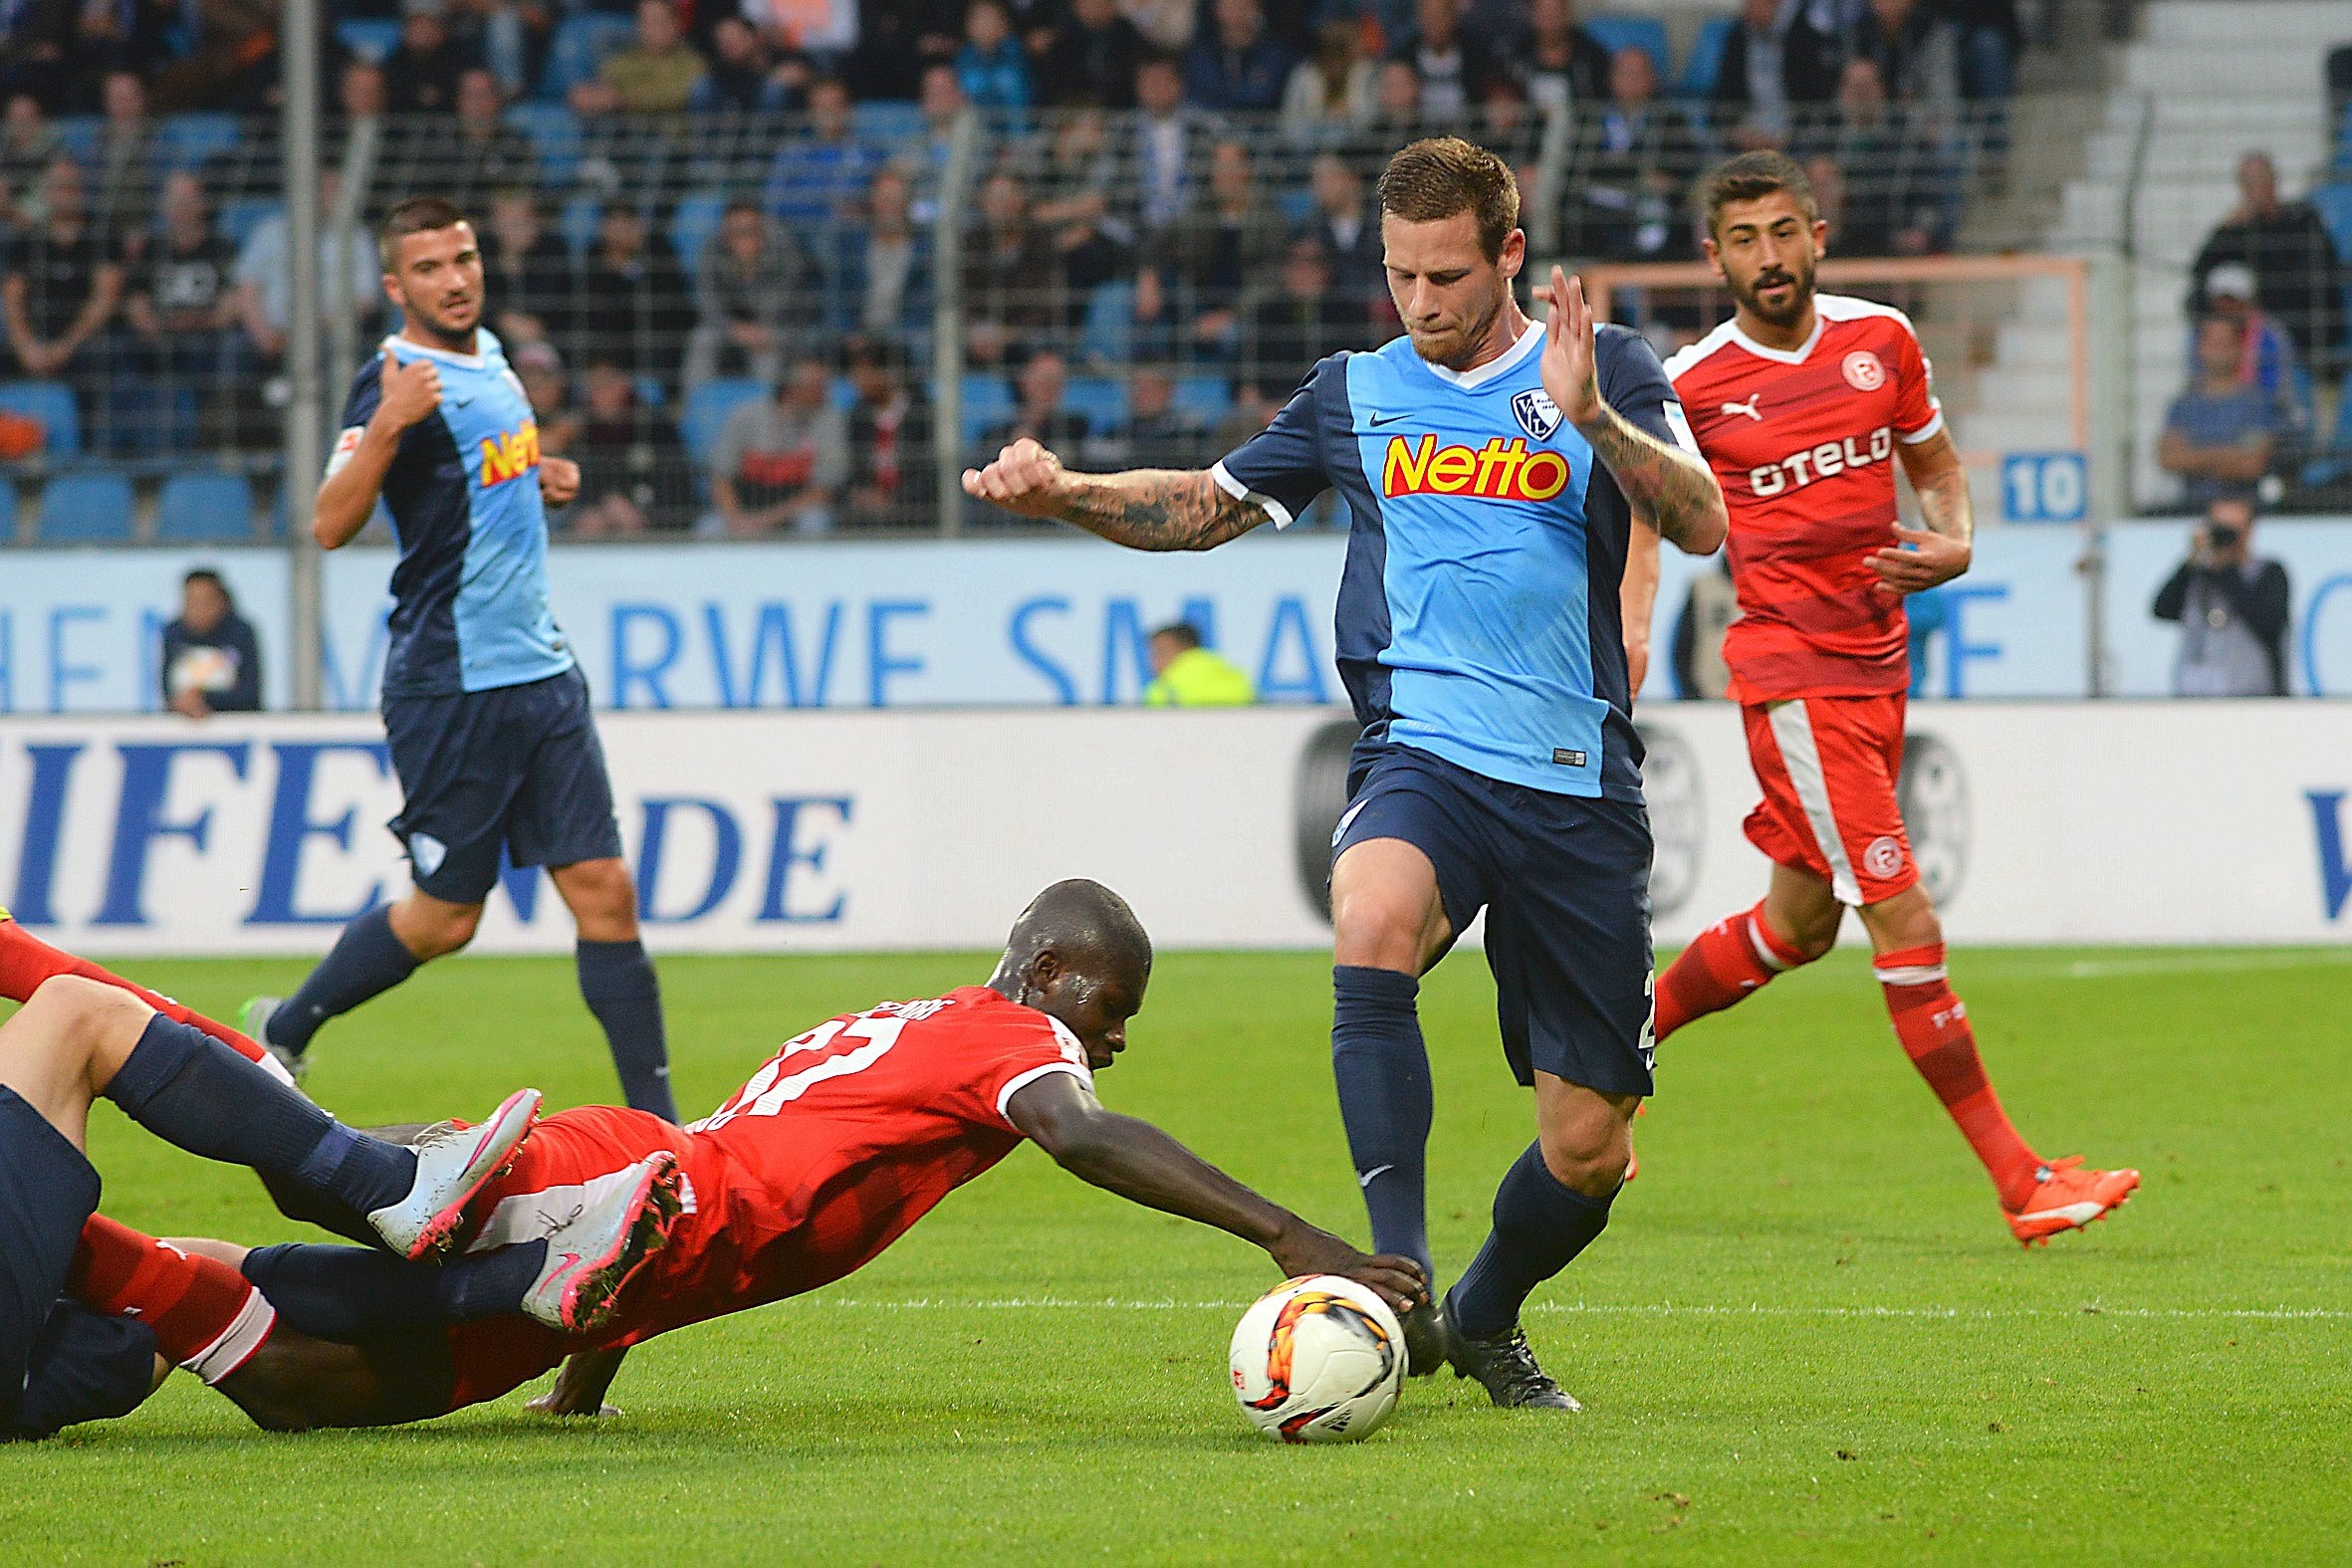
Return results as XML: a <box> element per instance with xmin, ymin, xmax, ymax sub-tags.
<box><xmin>1381</xmin><ymin>434</ymin><xmax>1570</xmax><ymax>502</ymax></box>
<box><xmin>479</xmin><ymin>420</ymin><xmax>542</xmax><ymax>486</ymax></box>
<box><xmin>1747</xmin><ymin>425</ymin><xmax>1893</xmax><ymax>498</ymax></box>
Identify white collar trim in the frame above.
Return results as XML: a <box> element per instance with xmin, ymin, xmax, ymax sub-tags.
<box><xmin>1724</xmin><ymin>313</ymin><xmax>1823</xmax><ymax>366</ymax></box>
<box><xmin>381</xmin><ymin>333</ymin><xmax>490</xmax><ymax>370</ymax></box>
<box><xmin>1418</xmin><ymin>317</ymin><xmax>1543</xmax><ymax>389</ymax></box>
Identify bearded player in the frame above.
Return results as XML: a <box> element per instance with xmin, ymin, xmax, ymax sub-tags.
<box><xmin>1649</xmin><ymin>152</ymin><xmax>2138</xmax><ymax>1244</ymax></box>
<box><xmin>966</xmin><ymin>138</ymin><xmax>1728</xmax><ymax>1409</ymax></box>
<box><xmin>0</xmin><ymin>886</ymin><xmax>1426</xmax><ymax>1435</ymax></box>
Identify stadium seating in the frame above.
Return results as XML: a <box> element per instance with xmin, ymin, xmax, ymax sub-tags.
<box><xmin>502</xmin><ymin>102</ymin><xmax>584</xmax><ymax>184</ymax></box>
<box><xmin>958</xmin><ymin>373</ymin><xmax>1015</xmax><ymax>446</ymax></box>
<box><xmin>680</xmin><ymin>378</ymin><xmax>768</xmax><ymax>466</ymax></box>
<box><xmin>1174</xmin><ymin>375</ymin><xmax>1235</xmax><ymax>426</ymax></box>
<box><xmin>669</xmin><ymin>192</ymin><xmax>728</xmax><ymax>276</ymax></box>
<box><xmin>334</xmin><ymin>18</ymin><xmax>401</xmax><ymax>63</ymax></box>
<box><xmin>848</xmin><ymin>102</ymin><xmax>927</xmax><ymax>147</ymax></box>
<box><xmin>1679</xmin><ymin>16</ymin><xmax>1737</xmax><ymax>98</ymax></box>
<box><xmin>0</xmin><ymin>480</ymin><xmax>16</xmax><ymax>541</ymax></box>
<box><xmin>1061</xmin><ymin>376</ymin><xmax>1126</xmax><ymax>432</ymax></box>
<box><xmin>1581</xmin><ymin>15</ymin><xmax>1672</xmax><ymax>78</ymax></box>
<box><xmin>51</xmin><ymin>115</ymin><xmax>100</xmax><ymax>165</ymax></box>
<box><xmin>155</xmin><ymin>470</ymin><xmax>257</xmax><ymax>543</ymax></box>
<box><xmin>216</xmin><ymin>196</ymin><xmax>282</xmax><ymax>248</ymax></box>
<box><xmin>155</xmin><ymin>113</ymin><xmax>242</xmax><ymax>170</ymax></box>
<box><xmin>2313</xmin><ymin>183</ymin><xmax>2352</xmax><ymax>261</ymax></box>
<box><xmin>0</xmin><ymin>382</ymin><xmax>82</xmax><ymax>459</ymax></box>
<box><xmin>37</xmin><ymin>472</ymin><xmax>136</xmax><ymax>543</ymax></box>
<box><xmin>541</xmin><ymin>15</ymin><xmax>637</xmax><ymax>102</ymax></box>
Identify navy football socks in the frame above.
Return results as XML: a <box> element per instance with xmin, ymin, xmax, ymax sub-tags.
<box><xmin>268</xmin><ymin>905</ymin><xmax>420</xmax><ymax>1056</ymax></box>
<box><xmin>243</xmin><ymin>1240</ymin><xmax>547</xmax><ymax>1338</ymax></box>
<box><xmin>578</xmin><ymin>939</ymin><xmax>677</xmax><ymax>1122</ymax></box>
<box><xmin>105</xmin><ymin>1016</ymin><xmax>416</xmax><ymax>1217</ymax></box>
<box><xmin>1330</xmin><ymin>965</ymin><xmax>1435</xmax><ymax>1281</ymax></box>
<box><xmin>1449</xmin><ymin>1141</ymin><xmax>1615</xmax><ymax>1339</ymax></box>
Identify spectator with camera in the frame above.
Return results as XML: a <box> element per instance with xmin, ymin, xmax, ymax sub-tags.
<box><xmin>2152</xmin><ymin>498</ymin><xmax>2291</xmax><ymax>698</ymax></box>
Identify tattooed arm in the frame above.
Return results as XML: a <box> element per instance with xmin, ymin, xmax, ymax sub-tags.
<box><xmin>961</xmin><ymin>439</ymin><xmax>1269</xmax><ymax>551</ymax></box>
<box><xmin>1873</xmin><ymin>427</ymin><xmax>1974</xmax><ymax>595</ymax></box>
<box><xmin>1534</xmin><ymin>265</ymin><xmax>1729</xmax><ymax>557</ymax></box>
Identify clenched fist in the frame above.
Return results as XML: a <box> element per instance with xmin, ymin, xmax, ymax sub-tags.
<box><xmin>961</xmin><ymin>437</ymin><xmax>1069</xmax><ymax>519</ymax></box>
<box><xmin>373</xmin><ymin>347</ymin><xmax>443</xmax><ymax>434</ymax></box>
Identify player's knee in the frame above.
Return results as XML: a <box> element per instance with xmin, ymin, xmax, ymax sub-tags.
<box><xmin>1785</xmin><ymin>913</ymin><xmax>1841</xmax><ymax>963</ymax></box>
<box><xmin>558</xmin><ymin>859</ymin><xmax>639</xmax><ymax>938</ymax></box>
<box><xmin>1330</xmin><ymin>889</ymin><xmax>1434</xmax><ymax>973</ymax></box>
<box><xmin>405</xmin><ymin>901</ymin><xmax>482</xmax><ymax>959</ymax></box>
<box><xmin>22</xmin><ymin>975</ymin><xmax>143</xmax><ymax>1044</ymax></box>
<box><xmin>1535</xmin><ymin>1119</ymin><xmax>1630</xmax><ymax>1198</ymax></box>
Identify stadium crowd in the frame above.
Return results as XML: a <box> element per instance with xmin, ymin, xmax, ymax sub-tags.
<box><xmin>3</xmin><ymin>0</ymin><xmax>2025</xmax><ymax>536</ymax></box>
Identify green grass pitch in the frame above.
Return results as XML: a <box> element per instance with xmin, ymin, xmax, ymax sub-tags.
<box><xmin>6</xmin><ymin>944</ymin><xmax>2350</xmax><ymax>1564</ymax></box>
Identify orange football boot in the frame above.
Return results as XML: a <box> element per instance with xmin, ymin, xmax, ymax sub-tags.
<box><xmin>2003</xmin><ymin>1157</ymin><xmax>2141</xmax><ymax>1245</ymax></box>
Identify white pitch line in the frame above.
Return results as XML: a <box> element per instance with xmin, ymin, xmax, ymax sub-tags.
<box><xmin>812</xmin><ymin>1298</ymin><xmax>2352</xmax><ymax>1322</ymax></box>
<box><xmin>2041</xmin><ymin>951</ymin><xmax>2352</xmax><ymax>981</ymax></box>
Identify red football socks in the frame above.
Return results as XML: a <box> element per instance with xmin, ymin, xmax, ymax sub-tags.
<box><xmin>70</xmin><ymin>1216</ymin><xmax>276</xmax><ymax>1385</ymax></box>
<box><xmin>1875</xmin><ymin>944</ymin><xmax>2042</xmax><ymax>1208</ymax></box>
<box><xmin>0</xmin><ymin>918</ymin><xmax>273</xmax><ymax>1068</ymax></box>
<box><xmin>1654</xmin><ymin>900</ymin><xmax>1811</xmax><ymax>1041</ymax></box>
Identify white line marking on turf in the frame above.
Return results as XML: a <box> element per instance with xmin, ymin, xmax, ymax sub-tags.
<box><xmin>2042</xmin><ymin>951</ymin><xmax>2352</xmax><ymax>981</ymax></box>
<box><xmin>813</xmin><ymin>1298</ymin><xmax>2352</xmax><ymax>1322</ymax></box>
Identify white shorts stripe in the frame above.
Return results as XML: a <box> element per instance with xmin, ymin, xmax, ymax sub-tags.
<box><xmin>182</xmin><ymin>1287</ymin><xmax>277</xmax><ymax>1385</ymax></box>
<box><xmin>1766</xmin><ymin>700</ymin><xmax>1862</xmax><ymax>905</ymax></box>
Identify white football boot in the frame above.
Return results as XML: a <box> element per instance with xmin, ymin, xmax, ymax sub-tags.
<box><xmin>365</xmin><ymin>1088</ymin><xmax>544</xmax><ymax>1261</ymax></box>
<box><xmin>518</xmin><ymin>1152</ymin><xmax>683</xmax><ymax>1335</ymax></box>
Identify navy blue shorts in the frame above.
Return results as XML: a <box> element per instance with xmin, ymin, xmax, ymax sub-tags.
<box><xmin>0</xmin><ymin>1088</ymin><xmax>150</xmax><ymax>1440</ymax></box>
<box><xmin>382</xmin><ymin>664</ymin><xmax>624</xmax><ymax>904</ymax></box>
<box><xmin>1335</xmin><ymin>741</ymin><xmax>1657</xmax><ymax>1098</ymax></box>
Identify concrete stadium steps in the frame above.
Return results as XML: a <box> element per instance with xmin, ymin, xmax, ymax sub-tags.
<box><xmin>2038</xmin><ymin>0</ymin><xmax>2343</xmax><ymax>507</ymax></box>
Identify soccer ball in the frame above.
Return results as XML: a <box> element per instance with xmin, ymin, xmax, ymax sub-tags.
<box><xmin>1228</xmin><ymin>1274</ymin><xmax>1404</xmax><ymax>1444</ymax></box>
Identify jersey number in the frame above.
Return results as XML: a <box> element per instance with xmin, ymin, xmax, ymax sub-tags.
<box><xmin>699</xmin><ymin>1013</ymin><xmax>907</xmax><ymax>1130</ymax></box>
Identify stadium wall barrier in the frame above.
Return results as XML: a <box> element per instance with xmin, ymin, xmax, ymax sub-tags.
<box><xmin>0</xmin><ymin>703</ymin><xmax>2343</xmax><ymax>957</ymax></box>
<box><xmin>6</xmin><ymin>520</ymin><xmax>2351</xmax><ymax>713</ymax></box>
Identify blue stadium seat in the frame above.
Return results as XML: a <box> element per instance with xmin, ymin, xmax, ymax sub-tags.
<box><xmin>0</xmin><ymin>381</ymin><xmax>81</xmax><ymax>457</ymax></box>
<box><xmin>503</xmin><ymin>101</ymin><xmax>583</xmax><ymax>184</ymax></box>
<box><xmin>51</xmin><ymin>115</ymin><xmax>100</xmax><ymax>165</ymax></box>
<box><xmin>829</xmin><ymin>374</ymin><xmax>857</xmax><ymax>411</ymax></box>
<box><xmin>1174</xmin><ymin>374</ymin><xmax>1234</xmax><ymax>425</ymax></box>
<box><xmin>1582</xmin><ymin>15</ymin><xmax>1670</xmax><ymax>78</ymax></box>
<box><xmin>1276</xmin><ymin>188</ymin><xmax>1316</xmax><ymax>226</ymax></box>
<box><xmin>218</xmin><ymin>196</ymin><xmax>281</xmax><ymax>249</ymax></box>
<box><xmin>680</xmin><ymin>378</ymin><xmax>768</xmax><ymax>466</ymax></box>
<box><xmin>2312</xmin><ymin>183</ymin><xmax>2352</xmax><ymax>263</ymax></box>
<box><xmin>1078</xmin><ymin>280</ymin><xmax>1135</xmax><ymax>364</ymax></box>
<box><xmin>38</xmin><ymin>471</ymin><xmax>135</xmax><ymax>543</ymax></box>
<box><xmin>849</xmin><ymin>101</ymin><xmax>926</xmax><ymax>147</ymax></box>
<box><xmin>1062</xmin><ymin>375</ymin><xmax>1126</xmax><ymax>431</ymax></box>
<box><xmin>959</xmin><ymin>373</ymin><xmax>1015</xmax><ymax>445</ymax></box>
<box><xmin>561</xmin><ymin>195</ymin><xmax>604</xmax><ymax>258</ymax></box>
<box><xmin>1679</xmin><ymin>16</ymin><xmax>1737</xmax><ymax>97</ymax></box>
<box><xmin>155</xmin><ymin>470</ymin><xmax>256</xmax><ymax>542</ymax></box>
<box><xmin>335</xmin><ymin>18</ymin><xmax>401</xmax><ymax>62</ymax></box>
<box><xmin>668</xmin><ymin>192</ymin><xmax>727</xmax><ymax>276</ymax></box>
<box><xmin>155</xmin><ymin>112</ymin><xmax>241</xmax><ymax>169</ymax></box>
<box><xmin>0</xmin><ymin>480</ymin><xmax>16</xmax><ymax>541</ymax></box>
<box><xmin>541</xmin><ymin>14</ymin><xmax>638</xmax><ymax>101</ymax></box>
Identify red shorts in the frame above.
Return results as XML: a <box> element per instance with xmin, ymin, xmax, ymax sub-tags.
<box><xmin>1740</xmin><ymin>693</ymin><xmax>1918</xmax><ymax>908</ymax></box>
<box><xmin>440</xmin><ymin>1104</ymin><xmax>702</xmax><ymax>1413</ymax></box>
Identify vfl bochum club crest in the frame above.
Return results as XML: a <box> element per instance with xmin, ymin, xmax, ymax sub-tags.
<box><xmin>1511</xmin><ymin>387</ymin><xmax>1562</xmax><ymax>442</ymax></box>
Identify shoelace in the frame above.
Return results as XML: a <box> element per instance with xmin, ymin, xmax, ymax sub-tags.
<box><xmin>1477</xmin><ymin>1326</ymin><xmax>1563</xmax><ymax>1401</ymax></box>
<box><xmin>408</xmin><ymin>1119</ymin><xmax>471</xmax><ymax>1159</ymax></box>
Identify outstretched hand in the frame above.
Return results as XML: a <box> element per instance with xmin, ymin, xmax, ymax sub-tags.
<box><xmin>1271</xmin><ymin>1225</ymin><xmax>1430</xmax><ymax>1318</ymax></box>
<box><xmin>962</xmin><ymin>437</ymin><xmax>1070</xmax><ymax>519</ymax></box>
<box><xmin>1869</xmin><ymin>523</ymin><xmax>1972</xmax><ymax>595</ymax></box>
<box><xmin>1531</xmin><ymin>264</ymin><xmax>1604</xmax><ymax>432</ymax></box>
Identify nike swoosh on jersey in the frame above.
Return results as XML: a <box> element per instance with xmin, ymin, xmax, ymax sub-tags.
<box><xmin>1368</xmin><ymin>411</ymin><xmax>1412</xmax><ymax>426</ymax></box>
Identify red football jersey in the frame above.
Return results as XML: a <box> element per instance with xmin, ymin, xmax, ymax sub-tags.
<box><xmin>1664</xmin><ymin>294</ymin><xmax>1944</xmax><ymax>701</ymax></box>
<box><xmin>612</xmin><ymin>986</ymin><xmax>1092</xmax><ymax>1344</ymax></box>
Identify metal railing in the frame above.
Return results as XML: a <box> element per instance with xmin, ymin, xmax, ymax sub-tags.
<box><xmin>0</xmin><ymin>94</ymin><xmax>2034</xmax><ymax>549</ymax></box>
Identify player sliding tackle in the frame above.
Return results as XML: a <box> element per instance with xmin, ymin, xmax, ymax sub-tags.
<box><xmin>1648</xmin><ymin>152</ymin><xmax>2137</xmax><ymax>1243</ymax></box>
<box><xmin>968</xmin><ymin>137</ymin><xmax>1728</xmax><ymax>1410</ymax></box>
<box><xmin>0</xmin><ymin>886</ymin><xmax>1425</xmax><ymax>1437</ymax></box>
